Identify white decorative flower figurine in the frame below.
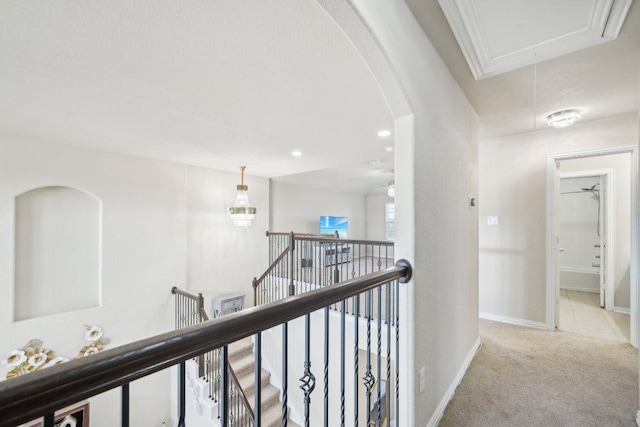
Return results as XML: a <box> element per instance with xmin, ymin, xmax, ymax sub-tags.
<box><xmin>83</xmin><ymin>346</ymin><xmax>99</xmax><ymax>357</ymax></box>
<box><xmin>27</xmin><ymin>351</ymin><xmax>49</xmax><ymax>368</ymax></box>
<box><xmin>85</xmin><ymin>325</ymin><xmax>103</xmax><ymax>342</ymax></box>
<box><xmin>3</xmin><ymin>349</ymin><xmax>26</xmax><ymax>368</ymax></box>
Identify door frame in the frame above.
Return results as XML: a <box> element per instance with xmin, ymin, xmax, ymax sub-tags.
<box><xmin>546</xmin><ymin>145</ymin><xmax>638</xmax><ymax>348</ymax></box>
<box><xmin>558</xmin><ymin>169</ymin><xmax>614</xmax><ymax>311</ymax></box>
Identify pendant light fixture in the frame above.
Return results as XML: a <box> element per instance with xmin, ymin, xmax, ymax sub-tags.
<box><xmin>228</xmin><ymin>166</ymin><xmax>257</xmax><ymax>228</ymax></box>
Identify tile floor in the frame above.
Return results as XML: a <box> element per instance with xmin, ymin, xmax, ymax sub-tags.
<box><xmin>559</xmin><ymin>289</ymin><xmax>630</xmax><ymax>343</ymax></box>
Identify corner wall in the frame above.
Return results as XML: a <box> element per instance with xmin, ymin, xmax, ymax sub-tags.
<box><xmin>479</xmin><ymin>114</ymin><xmax>639</xmax><ymax>324</ymax></box>
<box><xmin>321</xmin><ymin>1</ymin><xmax>480</xmax><ymax>425</ymax></box>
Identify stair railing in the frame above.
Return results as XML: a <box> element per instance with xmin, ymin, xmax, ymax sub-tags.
<box><xmin>254</xmin><ymin>232</ymin><xmax>394</xmax><ymax>317</ymax></box>
<box><xmin>172</xmin><ymin>287</ymin><xmax>255</xmax><ymax>425</ymax></box>
<box><xmin>0</xmin><ymin>261</ymin><xmax>411</xmax><ymax>427</ymax></box>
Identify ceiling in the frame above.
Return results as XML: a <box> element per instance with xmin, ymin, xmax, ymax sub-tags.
<box><xmin>0</xmin><ymin>0</ymin><xmax>394</xmax><ymax>182</ymax></box>
<box><xmin>407</xmin><ymin>0</ymin><xmax>640</xmax><ymax>140</ymax></box>
<box><xmin>2</xmin><ymin>1</ymin><xmax>639</xmax><ymax>197</ymax></box>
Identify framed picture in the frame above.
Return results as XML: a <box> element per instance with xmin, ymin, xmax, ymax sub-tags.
<box><xmin>23</xmin><ymin>401</ymin><xmax>89</xmax><ymax>427</ymax></box>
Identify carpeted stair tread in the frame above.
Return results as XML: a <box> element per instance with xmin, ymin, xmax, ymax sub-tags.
<box><xmin>260</xmin><ymin>402</ymin><xmax>300</xmax><ymax>427</ymax></box>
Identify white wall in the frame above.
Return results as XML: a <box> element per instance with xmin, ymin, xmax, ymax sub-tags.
<box><xmin>479</xmin><ymin>114</ymin><xmax>638</xmax><ymax>324</ymax></box>
<box><xmin>366</xmin><ymin>194</ymin><xmax>392</xmax><ymax>241</ymax></box>
<box><xmin>0</xmin><ymin>135</ymin><xmax>268</xmax><ymax>425</ymax></box>
<box><xmin>324</xmin><ymin>1</ymin><xmax>480</xmax><ymax>425</ymax></box>
<box><xmin>187</xmin><ymin>165</ymin><xmax>270</xmax><ymax>307</ymax></box>
<box><xmin>560</xmin><ymin>153</ymin><xmax>632</xmax><ymax>308</ymax></box>
<box><xmin>270</xmin><ymin>181</ymin><xmax>367</xmax><ymax>239</ymax></box>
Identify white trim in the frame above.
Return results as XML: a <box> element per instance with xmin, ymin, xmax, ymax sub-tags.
<box><xmin>615</xmin><ymin>306</ymin><xmax>631</xmax><ymax>315</ymax></box>
<box><xmin>559</xmin><ymin>267</ymin><xmax>599</xmax><ymax>275</ymax></box>
<box><xmin>560</xmin><ymin>286</ymin><xmax>599</xmax><ymax>294</ymax></box>
<box><xmin>546</xmin><ymin>145</ymin><xmax>638</xmax><ymax>349</ymax></box>
<box><xmin>479</xmin><ymin>312</ymin><xmax>547</xmax><ymax>330</ymax></box>
<box><xmin>636</xmin><ymin>409</ymin><xmax>640</xmax><ymax>426</ymax></box>
<box><xmin>426</xmin><ymin>337</ymin><xmax>482</xmax><ymax>427</ymax></box>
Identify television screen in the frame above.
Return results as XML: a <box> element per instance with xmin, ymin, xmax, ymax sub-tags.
<box><xmin>320</xmin><ymin>216</ymin><xmax>348</xmax><ymax>238</ymax></box>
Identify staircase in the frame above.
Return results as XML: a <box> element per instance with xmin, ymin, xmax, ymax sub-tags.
<box><xmin>228</xmin><ymin>338</ymin><xmax>299</xmax><ymax>427</ymax></box>
<box><xmin>186</xmin><ymin>337</ymin><xmax>298</xmax><ymax>426</ymax></box>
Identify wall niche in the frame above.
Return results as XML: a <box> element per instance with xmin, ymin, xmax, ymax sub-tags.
<box><xmin>14</xmin><ymin>186</ymin><xmax>101</xmax><ymax>321</ymax></box>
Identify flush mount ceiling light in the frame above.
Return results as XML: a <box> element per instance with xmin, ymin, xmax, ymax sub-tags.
<box><xmin>291</xmin><ymin>150</ymin><xmax>302</xmax><ymax>157</ymax></box>
<box><xmin>547</xmin><ymin>110</ymin><xmax>581</xmax><ymax>128</ymax></box>
<box><xmin>387</xmin><ymin>181</ymin><xmax>395</xmax><ymax>198</ymax></box>
<box><xmin>377</xmin><ymin>129</ymin><xmax>391</xmax><ymax>137</ymax></box>
<box><xmin>228</xmin><ymin>166</ymin><xmax>257</xmax><ymax>228</ymax></box>
<box><xmin>385</xmin><ymin>146</ymin><xmax>394</xmax><ymax>153</ymax></box>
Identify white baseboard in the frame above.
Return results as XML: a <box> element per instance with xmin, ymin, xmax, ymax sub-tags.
<box><xmin>615</xmin><ymin>306</ymin><xmax>631</xmax><ymax>314</ymax></box>
<box><xmin>426</xmin><ymin>337</ymin><xmax>482</xmax><ymax>427</ymax></box>
<box><xmin>479</xmin><ymin>312</ymin><xmax>547</xmax><ymax>330</ymax></box>
<box><xmin>560</xmin><ymin>286</ymin><xmax>599</xmax><ymax>294</ymax></box>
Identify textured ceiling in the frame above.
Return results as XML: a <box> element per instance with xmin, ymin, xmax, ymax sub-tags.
<box><xmin>407</xmin><ymin>0</ymin><xmax>640</xmax><ymax>139</ymax></box>
<box><xmin>0</xmin><ymin>0</ymin><xmax>394</xmax><ymax>180</ymax></box>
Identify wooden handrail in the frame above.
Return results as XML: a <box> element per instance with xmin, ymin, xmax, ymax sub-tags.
<box><xmin>0</xmin><ymin>261</ymin><xmax>411</xmax><ymax>427</ymax></box>
<box><xmin>253</xmin><ymin>245</ymin><xmax>291</xmax><ymax>286</ymax></box>
<box><xmin>228</xmin><ymin>363</ymin><xmax>255</xmax><ymax>421</ymax></box>
<box><xmin>266</xmin><ymin>231</ymin><xmax>338</xmax><ymax>239</ymax></box>
<box><xmin>265</xmin><ymin>231</ymin><xmax>394</xmax><ymax>246</ymax></box>
<box><xmin>293</xmin><ymin>236</ymin><xmax>394</xmax><ymax>246</ymax></box>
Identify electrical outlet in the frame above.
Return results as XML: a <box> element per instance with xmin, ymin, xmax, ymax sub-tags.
<box><xmin>419</xmin><ymin>367</ymin><xmax>426</xmax><ymax>393</ymax></box>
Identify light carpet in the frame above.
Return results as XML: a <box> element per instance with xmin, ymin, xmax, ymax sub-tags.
<box><xmin>439</xmin><ymin>319</ymin><xmax>638</xmax><ymax>426</ymax></box>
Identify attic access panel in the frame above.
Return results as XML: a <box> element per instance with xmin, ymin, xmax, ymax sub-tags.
<box><xmin>439</xmin><ymin>0</ymin><xmax>632</xmax><ymax>79</ymax></box>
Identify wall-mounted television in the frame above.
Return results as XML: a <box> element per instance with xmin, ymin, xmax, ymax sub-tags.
<box><xmin>320</xmin><ymin>216</ymin><xmax>348</xmax><ymax>238</ymax></box>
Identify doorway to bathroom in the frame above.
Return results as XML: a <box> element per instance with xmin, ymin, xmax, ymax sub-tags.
<box><xmin>546</xmin><ymin>146</ymin><xmax>638</xmax><ymax>347</ymax></box>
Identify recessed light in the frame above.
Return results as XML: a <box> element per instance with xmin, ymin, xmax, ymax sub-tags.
<box><xmin>377</xmin><ymin>129</ymin><xmax>391</xmax><ymax>137</ymax></box>
<box><xmin>369</xmin><ymin>160</ymin><xmax>383</xmax><ymax>166</ymax></box>
<box><xmin>291</xmin><ymin>151</ymin><xmax>302</xmax><ymax>157</ymax></box>
<box><xmin>547</xmin><ymin>110</ymin><xmax>581</xmax><ymax>128</ymax></box>
<box><xmin>385</xmin><ymin>146</ymin><xmax>394</xmax><ymax>153</ymax></box>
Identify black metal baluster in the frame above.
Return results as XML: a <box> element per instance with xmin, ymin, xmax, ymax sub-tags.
<box><xmin>282</xmin><ymin>322</ymin><xmax>288</xmax><ymax>426</ymax></box>
<box><xmin>386</xmin><ymin>282</ymin><xmax>392</xmax><ymax>424</ymax></box>
<box><xmin>122</xmin><ymin>383</ymin><xmax>130</xmax><ymax>427</ymax></box>
<box><xmin>395</xmin><ymin>279</ymin><xmax>400</xmax><ymax>427</ymax></box>
<box><xmin>299</xmin><ymin>314</ymin><xmax>316</xmax><ymax>427</ymax></box>
<box><xmin>221</xmin><ymin>345</ymin><xmax>229</xmax><ymax>426</ymax></box>
<box><xmin>340</xmin><ymin>299</ymin><xmax>346</xmax><ymax>427</ymax></box>
<box><xmin>255</xmin><ymin>332</ymin><xmax>262</xmax><ymax>427</ymax></box>
<box><xmin>178</xmin><ymin>362</ymin><xmax>186</xmax><ymax>427</ymax></box>
<box><xmin>354</xmin><ymin>293</ymin><xmax>360</xmax><ymax>427</ymax></box>
<box><xmin>364</xmin><ymin>291</ymin><xmax>374</xmax><ymax>426</ymax></box>
<box><xmin>324</xmin><ymin>307</ymin><xmax>329</xmax><ymax>427</ymax></box>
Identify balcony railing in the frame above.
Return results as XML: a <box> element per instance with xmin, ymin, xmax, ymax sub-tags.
<box><xmin>254</xmin><ymin>232</ymin><xmax>394</xmax><ymax>309</ymax></box>
<box><xmin>0</xmin><ymin>260</ymin><xmax>411</xmax><ymax>427</ymax></box>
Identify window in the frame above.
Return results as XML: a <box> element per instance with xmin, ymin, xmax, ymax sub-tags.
<box><xmin>385</xmin><ymin>203</ymin><xmax>395</xmax><ymax>241</ymax></box>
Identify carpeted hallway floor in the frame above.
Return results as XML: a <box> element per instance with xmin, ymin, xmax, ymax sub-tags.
<box><xmin>439</xmin><ymin>319</ymin><xmax>638</xmax><ymax>427</ymax></box>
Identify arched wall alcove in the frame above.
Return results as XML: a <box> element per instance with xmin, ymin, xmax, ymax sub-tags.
<box><xmin>14</xmin><ymin>185</ymin><xmax>102</xmax><ymax>321</ymax></box>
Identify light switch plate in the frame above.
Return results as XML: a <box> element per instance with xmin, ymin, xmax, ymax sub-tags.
<box><xmin>487</xmin><ymin>216</ymin><xmax>499</xmax><ymax>226</ymax></box>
